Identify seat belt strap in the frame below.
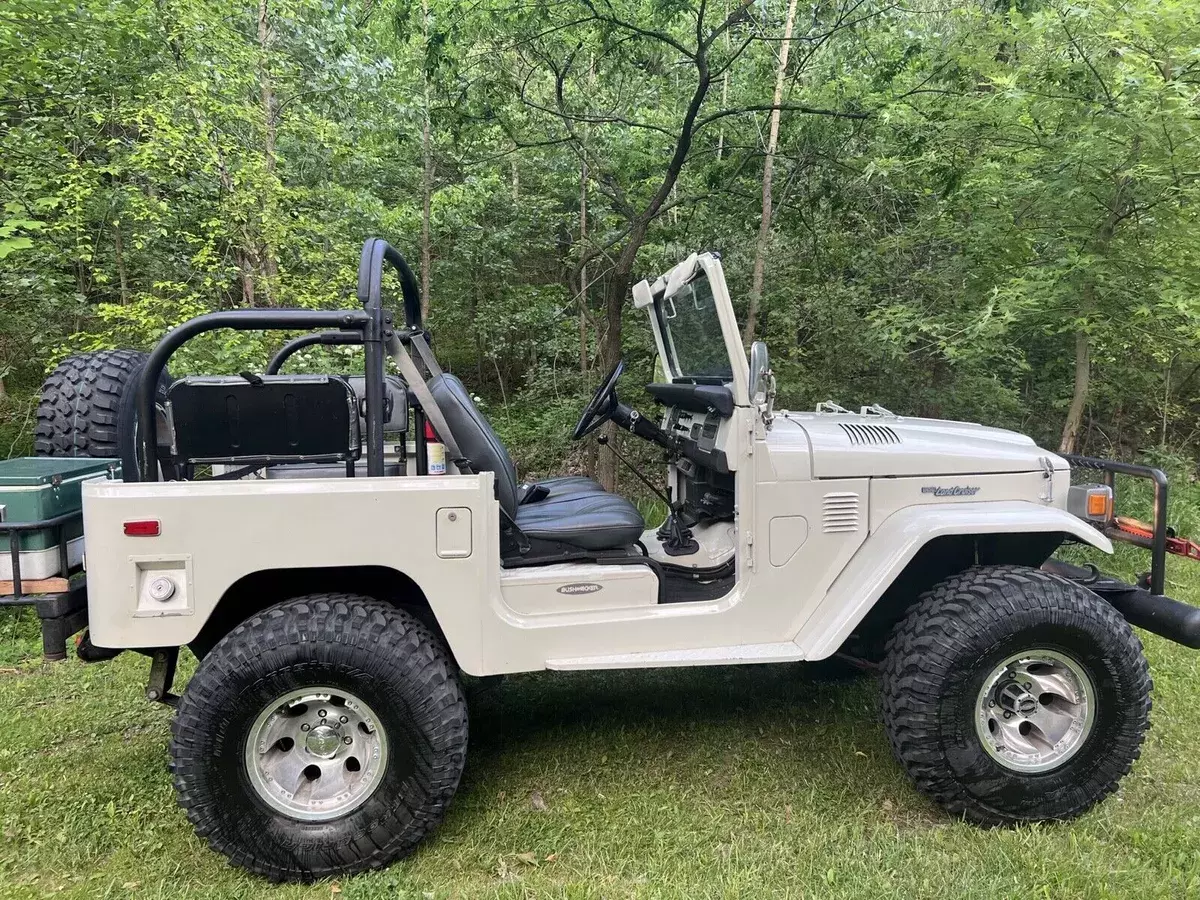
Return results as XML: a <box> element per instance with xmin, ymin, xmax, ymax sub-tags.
<box><xmin>390</xmin><ymin>344</ymin><xmax>471</xmax><ymax>472</ymax></box>
<box><xmin>408</xmin><ymin>331</ymin><xmax>443</xmax><ymax>379</ymax></box>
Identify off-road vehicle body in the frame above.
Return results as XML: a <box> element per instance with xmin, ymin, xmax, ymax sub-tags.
<box><xmin>26</xmin><ymin>240</ymin><xmax>1200</xmax><ymax>880</ymax></box>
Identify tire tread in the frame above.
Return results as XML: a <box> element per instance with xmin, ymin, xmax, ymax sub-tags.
<box><xmin>880</xmin><ymin>564</ymin><xmax>1152</xmax><ymax>825</ymax></box>
<box><xmin>34</xmin><ymin>349</ymin><xmax>150</xmax><ymax>458</ymax></box>
<box><xmin>169</xmin><ymin>594</ymin><xmax>468</xmax><ymax>882</ymax></box>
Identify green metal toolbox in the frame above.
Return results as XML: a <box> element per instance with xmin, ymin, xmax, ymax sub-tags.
<box><xmin>0</xmin><ymin>457</ymin><xmax>119</xmax><ymax>580</ymax></box>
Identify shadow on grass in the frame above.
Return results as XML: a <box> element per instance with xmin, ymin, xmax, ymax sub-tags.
<box><xmin>466</xmin><ymin>660</ymin><xmax>877</xmax><ymax>759</ymax></box>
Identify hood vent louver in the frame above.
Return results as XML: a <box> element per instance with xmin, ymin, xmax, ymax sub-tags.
<box><xmin>839</xmin><ymin>423</ymin><xmax>901</xmax><ymax>446</ymax></box>
<box><xmin>822</xmin><ymin>492</ymin><xmax>860</xmax><ymax>533</ymax></box>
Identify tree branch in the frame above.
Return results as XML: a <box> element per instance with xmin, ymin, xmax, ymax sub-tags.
<box><xmin>694</xmin><ymin>102</ymin><xmax>868</xmax><ymax>134</ymax></box>
<box><xmin>578</xmin><ymin>0</ymin><xmax>695</xmax><ymax>60</ymax></box>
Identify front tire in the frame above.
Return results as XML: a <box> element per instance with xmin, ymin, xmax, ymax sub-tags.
<box><xmin>170</xmin><ymin>595</ymin><xmax>468</xmax><ymax>881</ymax></box>
<box><xmin>881</xmin><ymin>565</ymin><xmax>1151</xmax><ymax>825</ymax></box>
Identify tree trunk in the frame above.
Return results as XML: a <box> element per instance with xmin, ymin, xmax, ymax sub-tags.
<box><xmin>157</xmin><ymin>2</ymin><xmax>255</xmax><ymax>306</ymax></box>
<box><xmin>419</xmin><ymin>0</ymin><xmax>433</xmax><ymax>324</ymax></box>
<box><xmin>1059</xmin><ymin>329</ymin><xmax>1090</xmax><ymax>453</ymax></box>
<box><xmin>257</xmin><ymin>0</ymin><xmax>278</xmax><ymax>305</ymax></box>
<box><xmin>594</xmin><ymin>269</ymin><xmax>631</xmax><ymax>491</ymax></box>
<box><xmin>742</xmin><ymin>0</ymin><xmax>798</xmax><ymax>345</ymax></box>
<box><xmin>579</xmin><ymin>155</ymin><xmax>589</xmax><ymax>373</ymax></box>
<box><xmin>717</xmin><ymin>0</ymin><xmax>731</xmax><ymax>160</ymax></box>
<box><xmin>586</xmin><ymin>39</ymin><xmax>715</xmax><ymax>487</ymax></box>
<box><xmin>578</xmin><ymin>54</ymin><xmax>594</xmax><ymax>374</ymax></box>
<box><xmin>1058</xmin><ymin>161</ymin><xmax>1132</xmax><ymax>453</ymax></box>
<box><xmin>113</xmin><ymin>217</ymin><xmax>129</xmax><ymax>305</ymax></box>
<box><xmin>717</xmin><ymin>71</ymin><xmax>728</xmax><ymax>159</ymax></box>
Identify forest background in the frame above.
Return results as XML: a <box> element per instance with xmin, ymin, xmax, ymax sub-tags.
<box><xmin>2</xmin><ymin>0</ymin><xmax>1198</xmax><ymax>489</ymax></box>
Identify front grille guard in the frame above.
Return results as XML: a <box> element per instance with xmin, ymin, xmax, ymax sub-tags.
<box><xmin>1061</xmin><ymin>454</ymin><xmax>1169</xmax><ymax>596</ymax></box>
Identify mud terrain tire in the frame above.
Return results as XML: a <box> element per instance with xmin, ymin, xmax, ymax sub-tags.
<box><xmin>34</xmin><ymin>349</ymin><xmax>169</xmax><ymax>473</ymax></box>
<box><xmin>170</xmin><ymin>594</ymin><xmax>468</xmax><ymax>882</ymax></box>
<box><xmin>881</xmin><ymin>564</ymin><xmax>1151</xmax><ymax>824</ymax></box>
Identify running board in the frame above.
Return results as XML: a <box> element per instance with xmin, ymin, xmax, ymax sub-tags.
<box><xmin>546</xmin><ymin>641</ymin><xmax>804</xmax><ymax>670</ymax></box>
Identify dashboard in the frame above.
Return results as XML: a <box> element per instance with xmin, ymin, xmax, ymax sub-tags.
<box><xmin>655</xmin><ymin>394</ymin><xmax>735</xmax><ymax>524</ymax></box>
<box><xmin>666</xmin><ymin>407</ymin><xmax>728</xmax><ymax>474</ymax></box>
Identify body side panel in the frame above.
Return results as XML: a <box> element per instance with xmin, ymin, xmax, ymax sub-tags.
<box><xmin>82</xmin><ymin>474</ymin><xmax>499</xmax><ymax>672</ymax></box>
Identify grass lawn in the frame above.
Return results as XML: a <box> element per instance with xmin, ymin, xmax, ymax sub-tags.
<box><xmin>3</xmin><ymin>550</ymin><xmax>1200</xmax><ymax>898</ymax></box>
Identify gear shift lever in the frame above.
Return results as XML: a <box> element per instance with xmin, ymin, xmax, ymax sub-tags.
<box><xmin>597</xmin><ymin>434</ymin><xmax>697</xmax><ymax>556</ymax></box>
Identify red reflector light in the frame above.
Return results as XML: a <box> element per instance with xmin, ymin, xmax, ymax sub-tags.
<box><xmin>123</xmin><ymin>520</ymin><xmax>161</xmax><ymax>537</ymax></box>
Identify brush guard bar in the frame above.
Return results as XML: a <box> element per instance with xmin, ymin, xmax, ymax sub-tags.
<box><xmin>1061</xmin><ymin>454</ymin><xmax>1169</xmax><ymax>595</ymax></box>
<box><xmin>1046</xmin><ymin>455</ymin><xmax>1200</xmax><ymax>649</ymax></box>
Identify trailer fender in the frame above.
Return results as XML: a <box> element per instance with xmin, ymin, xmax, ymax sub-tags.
<box><xmin>798</xmin><ymin>501</ymin><xmax>1112</xmax><ymax>660</ymax></box>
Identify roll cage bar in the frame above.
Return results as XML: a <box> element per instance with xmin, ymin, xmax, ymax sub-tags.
<box><xmin>132</xmin><ymin>238</ymin><xmax>422</xmax><ymax>482</ymax></box>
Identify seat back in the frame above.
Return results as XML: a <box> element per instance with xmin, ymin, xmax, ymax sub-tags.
<box><xmin>167</xmin><ymin>375</ymin><xmax>359</xmax><ymax>465</ymax></box>
<box><xmin>428</xmin><ymin>373</ymin><xmax>519</xmax><ymax>516</ymax></box>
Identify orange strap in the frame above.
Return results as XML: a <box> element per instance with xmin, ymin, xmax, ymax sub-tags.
<box><xmin>1114</xmin><ymin>516</ymin><xmax>1200</xmax><ymax>561</ymax></box>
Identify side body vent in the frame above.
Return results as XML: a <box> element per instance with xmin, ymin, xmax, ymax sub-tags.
<box><xmin>822</xmin><ymin>492</ymin><xmax>860</xmax><ymax>533</ymax></box>
<box><xmin>839</xmin><ymin>422</ymin><xmax>901</xmax><ymax>446</ymax></box>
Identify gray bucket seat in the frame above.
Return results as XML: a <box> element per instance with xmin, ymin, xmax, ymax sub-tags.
<box><xmin>427</xmin><ymin>374</ymin><xmax>644</xmax><ymax>552</ymax></box>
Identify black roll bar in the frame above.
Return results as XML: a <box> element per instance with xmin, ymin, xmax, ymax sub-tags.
<box><xmin>355</xmin><ymin>238</ymin><xmax>422</xmax><ymax>474</ymax></box>
<box><xmin>266</xmin><ymin>331</ymin><xmax>364</xmax><ymax>376</ymax></box>
<box><xmin>135</xmin><ymin>310</ymin><xmax>372</xmax><ymax>481</ymax></box>
<box><xmin>133</xmin><ymin>238</ymin><xmax>421</xmax><ymax>482</ymax></box>
<box><xmin>358</xmin><ymin>238</ymin><xmax>421</xmax><ymax>329</ymax></box>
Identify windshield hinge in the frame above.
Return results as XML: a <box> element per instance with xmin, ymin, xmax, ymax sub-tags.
<box><xmin>759</xmin><ymin>370</ymin><xmax>777</xmax><ymax>430</ymax></box>
<box><xmin>816</xmin><ymin>400</ymin><xmax>850</xmax><ymax>414</ymax></box>
<box><xmin>1039</xmin><ymin>456</ymin><xmax>1055</xmax><ymax>503</ymax></box>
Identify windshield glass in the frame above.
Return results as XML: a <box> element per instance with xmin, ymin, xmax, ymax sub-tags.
<box><xmin>655</xmin><ymin>274</ymin><xmax>732</xmax><ymax>381</ymax></box>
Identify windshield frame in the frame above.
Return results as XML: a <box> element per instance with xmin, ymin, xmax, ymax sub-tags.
<box><xmin>643</xmin><ymin>253</ymin><xmax>749</xmax><ymax>405</ymax></box>
<box><xmin>652</xmin><ymin>273</ymin><xmax>734</xmax><ymax>384</ymax></box>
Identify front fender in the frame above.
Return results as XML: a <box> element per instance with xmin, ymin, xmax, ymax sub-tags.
<box><xmin>797</xmin><ymin>501</ymin><xmax>1111</xmax><ymax>660</ymax></box>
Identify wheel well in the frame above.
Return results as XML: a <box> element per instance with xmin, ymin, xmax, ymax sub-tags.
<box><xmin>189</xmin><ymin>565</ymin><xmax>437</xmax><ymax>660</ymax></box>
<box><xmin>841</xmin><ymin>531</ymin><xmax>1069</xmax><ymax>661</ymax></box>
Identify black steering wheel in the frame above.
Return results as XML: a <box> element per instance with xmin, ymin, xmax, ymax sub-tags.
<box><xmin>573</xmin><ymin>360</ymin><xmax>625</xmax><ymax>439</ymax></box>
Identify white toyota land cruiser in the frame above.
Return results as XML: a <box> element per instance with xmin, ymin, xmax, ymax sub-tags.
<box><xmin>23</xmin><ymin>240</ymin><xmax>1197</xmax><ymax>881</ymax></box>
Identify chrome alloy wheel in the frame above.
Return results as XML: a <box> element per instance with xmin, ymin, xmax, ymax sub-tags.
<box><xmin>974</xmin><ymin>650</ymin><xmax>1095</xmax><ymax>774</ymax></box>
<box><xmin>244</xmin><ymin>687</ymin><xmax>388</xmax><ymax>821</ymax></box>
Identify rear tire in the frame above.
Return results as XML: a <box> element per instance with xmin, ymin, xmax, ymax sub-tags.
<box><xmin>170</xmin><ymin>595</ymin><xmax>468</xmax><ymax>881</ymax></box>
<box><xmin>881</xmin><ymin>564</ymin><xmax>1151</xmax><ymax>824</ymax></box>
<box><xmin>34</xmin><ymin>349</ymin><xmax>169</xmax><ymax>474</ymax></box>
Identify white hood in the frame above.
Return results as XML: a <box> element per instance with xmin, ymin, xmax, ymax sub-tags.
<box><xmin>773</xmin><ymin>411</ymin><xmax>1064</xmax><ymax>479</ymax></box>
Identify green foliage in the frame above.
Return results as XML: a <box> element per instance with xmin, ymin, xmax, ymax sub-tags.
<box><xmin>2</xmin><ymin>0</ymin><xmax>1199</xmax><ymax>471</ymax></box>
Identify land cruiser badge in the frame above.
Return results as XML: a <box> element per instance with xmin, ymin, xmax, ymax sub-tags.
<box><xmin>921</xmin><ymin>485</ymin><xmax>981</xmax><ymax>497</ymax></box>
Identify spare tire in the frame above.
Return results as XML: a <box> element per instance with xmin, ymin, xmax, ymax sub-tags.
<box><xmin>35</xmin><ymin>349</ymin><xmax>170</xmax><ymax>476</ymax></box>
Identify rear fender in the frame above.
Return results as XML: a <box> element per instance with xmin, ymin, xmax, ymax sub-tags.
<box><xmin>798</xmin><ymin>501</ymin><xmax>1111</xmax><ymax>659</ymax></box>
<box><xmin>81</xmin><ymin>473</ymin><xmax>500</xmax><ymax>673</ymax></box>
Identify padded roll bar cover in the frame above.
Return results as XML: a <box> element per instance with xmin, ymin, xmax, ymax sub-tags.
<box><xmin>358</xmin><ymin>238</ymin><xmax>421</xmax><ymax>329</ymax></box>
